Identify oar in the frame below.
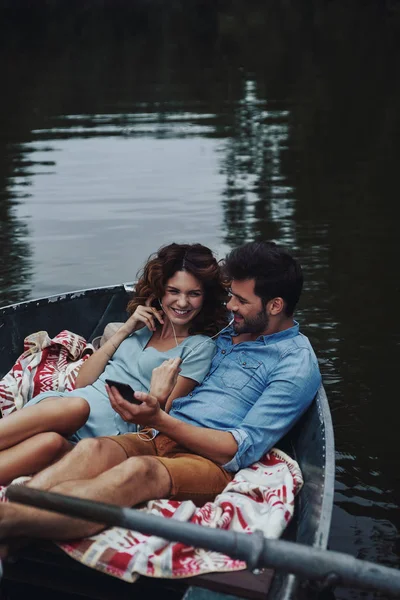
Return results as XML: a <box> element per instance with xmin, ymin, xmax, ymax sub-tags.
<box><xmin>5</xmin><ymin>485</ymin><xmax>400</xmax><ymax>597</ymax></box>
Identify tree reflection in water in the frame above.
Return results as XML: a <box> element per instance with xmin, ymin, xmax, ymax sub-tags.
<box><xmin>220</xmin><ymin>77</ymin><xmax>295</xmax><ymax>247</ymax></box>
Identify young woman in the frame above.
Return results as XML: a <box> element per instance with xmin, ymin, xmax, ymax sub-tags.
<box><xmin>0</xmin><ymin>243</ymin><xmax>228</xmax><ymax>484</ymax></box>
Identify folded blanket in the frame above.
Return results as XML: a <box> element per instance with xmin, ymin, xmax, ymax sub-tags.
<box><xmin>58</xmin><ymin>448</ymin><xmax>302</xmax><ymax>581</ymax></box>
<box><xmin>0</xmin><ymin>330</ymin><xmax>94</xmax><ymax>417</ymax></box>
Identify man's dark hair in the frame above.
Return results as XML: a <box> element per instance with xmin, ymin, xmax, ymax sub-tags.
<box><xmin>223</xmin><ymin>241</ymin><xmax>303</xmax><ymax>316</ymax></box>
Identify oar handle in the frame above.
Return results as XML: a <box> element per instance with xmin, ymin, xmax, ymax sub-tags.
<box><xmin>6</xmin><ymin>485</ymin><xmax>400</xmax><ymax>597</ymax></box>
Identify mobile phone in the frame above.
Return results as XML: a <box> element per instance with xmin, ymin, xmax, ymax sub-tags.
<box><xmin>105</xmin><ymin>379</ymin><xmax>142</xmax><ymax>405</ymax></box>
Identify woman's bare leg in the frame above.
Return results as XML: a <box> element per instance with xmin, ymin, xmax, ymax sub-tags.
<box><xmin>0</xmin><ymin>432</ymin><xmax>73</xmax><ymax>485</ymax></box>
<box><xmin>0</xmin><ymin>397</ymin><xmax>90</xmax><ymax>451</ymax></box>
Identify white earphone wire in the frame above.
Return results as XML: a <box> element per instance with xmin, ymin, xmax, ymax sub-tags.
<box><xmin>180</xmin><ymin>317</ymin><xmax>234</xmax><ymax>361</ymax></box>
<box><xmin>157</xmin><ymin>297</ymin><xmax>233</xmax><ymax>356</ymax></box>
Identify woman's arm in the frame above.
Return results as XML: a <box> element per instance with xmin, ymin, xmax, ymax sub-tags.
<box><xmin>75</xmin><ymin>304</ymin><xmax>164</xmax><ymax>388</ymax></box>
<box><xmin>74</xmin><ymin>327</ymin><xmax>131</xmax><ymax>388</ymax></box>
<box><xmin>163</xmin><ymin>376</ymin><xmax>196</xmax><ymax>412</ymax></box>
<box><xmin>160</xmin><ymin>336</ymin><xmax>215</xmax><ymax>411</ymax></box>
<box><xmin>145</xmin><ymin>357</ymin><xmax>196</xmax><ymax>411</ymax></box>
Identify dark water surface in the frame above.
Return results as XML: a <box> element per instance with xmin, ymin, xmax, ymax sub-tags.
<box><xmin>1</xmin><ymin>2</ymin><xmax>400</xmax><ymax>598</ymax></box>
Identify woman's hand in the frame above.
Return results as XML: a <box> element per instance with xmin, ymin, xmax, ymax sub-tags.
<box><xmin>149</xmin><ymin>358</ymin><xmax>182</xmax><ymax>404</ymax></box>
<box><xmin>120</xmin><ymin>297</ymin><xmax>164</xmax><ymax>335</ymax></box>
<box><xmin>106</xmin><ymin>384</ymin><xmax>161</xmax><ymax>426</ymax></box>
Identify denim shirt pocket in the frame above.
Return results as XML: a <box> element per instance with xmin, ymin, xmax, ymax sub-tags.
<box><xmin>221</xmin><ymin>352</ymin><xmax>261</xmax><ymax>390</ymax></box>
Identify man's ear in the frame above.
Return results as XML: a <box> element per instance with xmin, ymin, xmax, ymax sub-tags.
<box><xmin>268</xmin><ymin>297</ymin><xmax>284</xmax><ymax>316</ymax></box>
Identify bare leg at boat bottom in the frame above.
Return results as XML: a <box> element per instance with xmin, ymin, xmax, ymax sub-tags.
<box><xmin>0</xmin><ymin>454</ymin><xmax>171</xmax><ymax>541</ymax></box>
<box><xmin>0</xmin><ymin>397</ymin><xmax>90</xmax><ymax>484</ymax></box>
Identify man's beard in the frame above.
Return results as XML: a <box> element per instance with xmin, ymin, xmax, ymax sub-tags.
<box><xmin>232</xmin><ymin>307</ymin><xmax>269</xmax><ymax>335</ymax></box>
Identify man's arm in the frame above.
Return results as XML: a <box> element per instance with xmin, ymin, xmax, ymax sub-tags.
<box><xmin>153</xmin><ymin>409</ymin><xmax>238</xmax><ymax>465</ymax></box>
<box><xmin>107</xmin><ymin>385</ymin><xmax>238</xmax><ymax>465</ymax></box>
<box><xmin>107</xmin><ymin>357</ymin><xmax>238</xmax><ymax>466</ymax></box>
<box><xmin>222</xmin><ymin>348</ymin><xmax>321</xmax><ymax>471</ymax></box>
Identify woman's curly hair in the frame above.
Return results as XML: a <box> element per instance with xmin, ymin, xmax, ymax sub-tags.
<box><xmin>127</xmin><ymin>243</ymin><xmax>228</xmax><ymax>336</ymax></box>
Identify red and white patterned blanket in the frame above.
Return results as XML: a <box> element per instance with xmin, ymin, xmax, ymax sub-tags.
<box><xmin>0</xmin><ymin>330</ymin><xmax>303</xmax><ymax>581</ymax></box>
<box><xmin>0</xmin><ymin>330</ymin><xmax>93</xmax><ymax>417</ymax></box>
<box><xmin>59</xmin><ymin>449</ymin><xmax>302</xmax><ymax>581</ymax></box>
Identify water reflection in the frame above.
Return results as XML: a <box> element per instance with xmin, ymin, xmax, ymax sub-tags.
<box><xmin>220</xmin><ymin>78</ymin><xmax>295</xmax><ymax>246</ymax></box>
<box><xmin>0</xmin><ymin>144</ymin><xmax>33</xmax><ymax>306</ymax></box>
<box><xmin>13</xmin><ymin>135</ymin><xmax>227</xmax><ymax>297</ymax></box>
<box><xmin>33</xmin><ymin>111</ymin><xmax>217</xmax><ymax>139</ymax></box>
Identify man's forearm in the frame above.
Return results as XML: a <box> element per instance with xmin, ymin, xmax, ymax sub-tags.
<box><xmin>153</xmin><ymin>411</ymin><xmax>238</xmax><ymax>466</ymax></box>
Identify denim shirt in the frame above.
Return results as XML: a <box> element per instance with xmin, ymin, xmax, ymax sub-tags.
<box><xmin>169</xmin><ymin>322</ymin><xmax>321</xmax><ymax>472</ymax></box>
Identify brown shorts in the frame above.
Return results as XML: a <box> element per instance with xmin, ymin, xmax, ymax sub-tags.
<box><xmin>101</xmin><ymin>431</ymin><xmax>233</xmax><ymax>506</ymax></box>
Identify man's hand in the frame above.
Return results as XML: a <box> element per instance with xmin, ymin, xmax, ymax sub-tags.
<box><xmin>149</xmin><ymin>357</ymin><xmax>182</xmax><ymax>404</ymax></box>
<box><xmin>106</xmin><ymin>384</ymin><xmax>161</xmax><ymax>427</ymax></box>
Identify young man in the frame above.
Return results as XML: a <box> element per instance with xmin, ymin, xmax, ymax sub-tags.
<box><xmin>0</xmin><ymin>241</ymin><xmax>321</xmax><ymax>543</ymax></box>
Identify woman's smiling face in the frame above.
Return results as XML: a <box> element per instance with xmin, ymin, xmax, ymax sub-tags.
<box><xmin>160</xmin><ymin>270</ymin><xmax>204</xmax><ymax>326</ymax></box>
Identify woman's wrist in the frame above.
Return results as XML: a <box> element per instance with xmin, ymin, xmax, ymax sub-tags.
<box><xmin>119</xmin><ymin>316</ymin><xmax>138</xmax><ymax>336</ymax></box>
<box><xmin>148</xmin><ymin>386</ymin><xmax>169</xmax><ymax>405</ymax></box>
<box><xmin>112</xmin><ymin>326</ymin><xmax>132</xmax><ymax>344</ymax></box>
<box><xmin>101</xmin><ymin>329</ymin><xmax>127</xmax><ymax>358</ymax></box>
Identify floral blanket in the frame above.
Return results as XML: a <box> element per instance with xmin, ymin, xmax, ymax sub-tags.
<box><xmin>58</xmin><ymin>449</ymin><xmax>302</xmax><ymax>581</ymax></box>
<box><xmin>0</xmin><ymin>330</ymin><xmax>93</xmax><ymax>417</ymax></box>
<box><xmin>0</xmin><ymin>329</ymin><xmax>303</xmax><ymax>581</ymax></box>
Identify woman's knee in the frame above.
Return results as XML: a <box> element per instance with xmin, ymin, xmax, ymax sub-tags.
<box><xmin>55</xmin><ymin>397</ymin><xmax>90</xmax><ymax>434</ymax></box>
<box><xmin>39</xmin><ymin>396</ymin><xmax>89</xmax><ymax>429</ymax></box>
<box><xmin>65</xmin><ymin>397</ymin><xmax>90</xmax><ymax>421</ymax></box>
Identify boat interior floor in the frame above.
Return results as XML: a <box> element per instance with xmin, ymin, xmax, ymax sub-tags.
<box><xmin>2</xmin><ymin>542</ymin><xmax>275</xmax><ymax>600</ymax></box>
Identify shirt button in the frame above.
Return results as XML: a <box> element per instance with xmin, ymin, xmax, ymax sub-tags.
<box><xmin>189</xmin><ymin>392</ymin><xmax>193</xmax><ymax>397</ymax></box>
<box><xmin>221</xmin><ymin>350</ymin><xmax>226</xmax><ymax>354</ymax></box>
<box><xmin>243</xmin><ymin>361</ymin><xmax>246</xmax><ymax>365</ymax></box>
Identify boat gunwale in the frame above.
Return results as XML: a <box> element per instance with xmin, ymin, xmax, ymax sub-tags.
<box><xmin>312</xmin><ymin>385</ymin><xmax>335</xmax><ymax>550</ymax></box>
<box><xmin>268</xmin><ymin>385</ymin><xmax>335</xmax><ymax>600</ymax></box>
<box><xmin>0</xmin><ymin>283</ymin><xmax>133</xmax><ymax>316</ymax></box>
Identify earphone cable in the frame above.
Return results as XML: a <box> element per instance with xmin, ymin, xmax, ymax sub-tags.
<box><xmin>179</xmin><ymin>317</ymin><xmax>234</xmax><ymax>362</ymax></box>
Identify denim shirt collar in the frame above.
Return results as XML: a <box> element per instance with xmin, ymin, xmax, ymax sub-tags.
<box><xmin>221</xmin><ymin>320</ymin><xmax>300</xmax><ymax>345</ymax></box>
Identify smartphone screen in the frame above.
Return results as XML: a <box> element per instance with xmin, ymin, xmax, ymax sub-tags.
<box><xmin>105</xmin><ymin>379</ymin><xmax>142</xmax><ymax>405</ymax></box>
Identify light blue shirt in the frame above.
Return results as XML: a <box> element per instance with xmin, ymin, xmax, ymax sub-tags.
<box><xmin>169</xmin><ymin>322</ymin><xmax>321</xmax><ymax>472</ymax></box>
<box><xmin>25</xmin><ymin>327</ymin><xmax>216</xmax><ymax>441</ymax></box>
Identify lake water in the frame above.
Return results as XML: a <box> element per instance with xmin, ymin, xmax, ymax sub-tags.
<box><xmin>1</xmin><ymin>2</ymin><xmax>400</xmax><ymax>598</ymax></box>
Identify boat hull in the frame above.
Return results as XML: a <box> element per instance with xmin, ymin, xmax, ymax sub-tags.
<box><xmin>0</xmin><ymin>286</ymin><xmax>335</xmax><ymax>600</ymax></box>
